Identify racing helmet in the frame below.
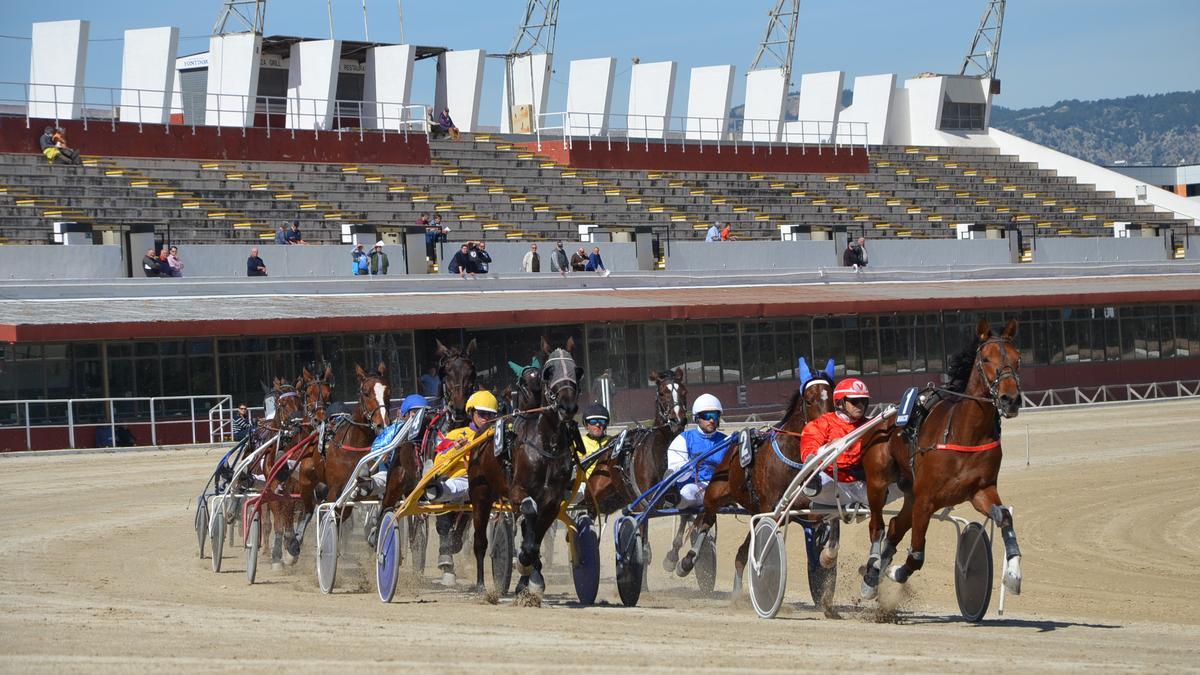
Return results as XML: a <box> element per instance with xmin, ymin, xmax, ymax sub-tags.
<box><xmin>833</xmin><ymin>378</ymin><xmax>871</xmax><ymax>403</ymax></box>
<box><xmin>400</xmin><ymin>394</ymin><xmax>428</xmax><ymax>417</ymax></box>
<box><xmin>691</xmin><ymin>393</ymin><xmax>723</xmax><ymax>417</ymax></box>
<box><xmin>583</xmin><ymin>402</ymin><xmax>610</xmax><ymax>423</ymax></box>
<box><xmin>465</xmin><ymin>390</ymin><xmax>499</xmax><ymax>414</ymax></box>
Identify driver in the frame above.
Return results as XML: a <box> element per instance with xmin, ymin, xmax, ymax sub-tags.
<box><xmin>368</xmin><ymin>394</ymin><xmax>429</xmax><ymax>491</ymax></box>
<box><xmin>665</xmin><ymin>394</ymin><xmax>729</xmax><ymax>509</ymax></box>
<box><xmin>799</xmin><ymin>377</ymin><xmax>871</xmax><ymax>504</ymax></box>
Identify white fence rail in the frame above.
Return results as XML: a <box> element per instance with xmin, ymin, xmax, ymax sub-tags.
<box><xmin>1019</xmin><ymin>380</ymin><xmax>1200</xmax><ymax>409</ymax></box>
<box><xmin>537</xmin><ymin>110</ymin><xmax>869</xmax><ymax>154</ymax></box>
<box><xmin>0</xmin><ymin>394</ymin><xmax>232</xmax><ymax>451</ymax></box>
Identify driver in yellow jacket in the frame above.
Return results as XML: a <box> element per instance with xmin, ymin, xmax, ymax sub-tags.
<box><xmin>426</xmin><ymin>389</ymin><xmax>499</xmax><ymax>503</ymax></box>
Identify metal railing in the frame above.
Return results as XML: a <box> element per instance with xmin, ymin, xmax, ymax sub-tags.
<box><xmin>3</xmin><ymin>81</ymin><xmax>429</xmax><ymax>141</ymax></box>
<box><xmin>536</xmin><ymin>110</ymin><xmax>869</xmax><ymax>154</ymax></box>
<box><xmin>1019</xmin><ymin>380</ymin><xmax>1200</xmax><ymax>409</ymax></box>
<box><xmin>0</xmin><ymin>394</ymin><xmax>232</xmax><ymax>451</ymax></box>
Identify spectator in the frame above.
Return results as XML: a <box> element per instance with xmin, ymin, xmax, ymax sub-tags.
<box><xmin>285</xmin><ymin>220</ymin><xmax>305</xmax><ymax>245</ymax></box>
<box><xmin>521</xmin><ymin>243</ymin><xmax>541</xmax><ymax>273</ymax></box>
<box><xmin>447</xmin><ymin>243</ymin><xmax>475</xmax><ymax>278</ymax></box>
<box><xmin>420</xmin><ymin>366</ymin><xmax>442</xmax><ymax>403</ymax></box>
<box><xmin>274</xmin><ymin>223</ymin><xmax>289</xmax><ymax>245</ymax></box>
<box><xmin>550</xmin><ymin>241</ymin><xmax>570</xmax><ymax>276</ymax></box>
<box><xmin>247</xmin><ymin>247</ymin><xmax>267</xmax><ymax>277</ymax></box>
<box><xmin>468</xmin><ymin>241</ymin><xmax>491</xmax><ymax>275</ymax></box>
<box><xmin>142</xmin><ymin>248</ymin><xmax>162</xmax><ymax>277</ymax></box>
<box><xmin>351</xmin><ymin>243</ymin><xmax>370</xmax><ymax>275</ymax></box>
<box><xmin>706</xmin><ymin>223</ymin><xmax>721</xmax><ymax>242</ymax></box>
<box><xmin>432</xmin><ymin>213</ymin><xmax>449</xmax><ymax>242</ymax></box>
<box><xmin>585</xmin><ymin>246</ymin><xmax>611</xmax><ymax>277</ymax></box>
<box><xmin>232</xmin><ymin>404</ymin><xmax>252</xmax><ymax>441</ymax></box>
<box><xmin>420</xmin><ymin>213</ymin><xmax>437</xmax><ymax>258</ymax></box>
<box><xmin>166</xmin><ymin>246</ymin><xmax>184</xmax><ymax>277</ymax></box>
<box><xmin>843</xmin><ymin>237</ymin><xmax>868</xmax><ymax>270</ymax></box>
<box><xmin>570</xmin><ymin>247</ymin><xmax>588</xmax><ymax>272</ymax></box>
<box><xmin>369</xmin><ymin>241</ymin><xmax>390</xmax><ymax>275</ymax></box>
<box><xmin>38</xmin><ymin>126</ymin><xmax>61</xmax><ymax>164</ymax></box>
<box><xmin>51</xmin><ymin>127</ymin><xmax>82</xmax><ymax>165</ymax></box>
<box><xmin>721</xmin><ymin>222</ymin><xmax>732</xmax><ymax>241</ymax></box>
<box><xmin>438</xmin><ymin>108</ymin><xmax>461</xmax><ymax>140</ymax></box>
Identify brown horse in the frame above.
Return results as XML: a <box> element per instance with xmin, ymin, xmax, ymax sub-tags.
<box><xmin>267</xmin><ymin>366</ymin><xmax>333</xmax><ymax>563</ymax></box>
<box><xmin>318</xmin><ymin>362</ymin><xmax>391</xmax><ymax>511</ymax></box>
<box><xmin>584</xmin><ymin>368</ymin><xmax>688</xmax><ymax>516</ymax></box>
<box><xmin>676</xmin><ymin>360</ymin><xmax>836</xmax><ymax>595</ymax></box>
<box><xmin>860</xmin><ymin>318</ymin><xmax>1024</xmax><ymax>599</ymax></box>
<box><xmin>430</xmin><ymin>340</ymin><xmax>480</xmax><ymax>579</ymax></box>
<box><xmin>468</xmin><ymin>337</ymin><xmax>582</xmax><ymax>594</ymax></box>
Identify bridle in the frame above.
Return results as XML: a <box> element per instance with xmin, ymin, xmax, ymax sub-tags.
<box><xmin>541</xmin><ymin>350</ymin><xmax>578</xmax><ymax>412</ymax></box>
<box><xmin>515</xmin><ymin>366</ymin><xmax>543</xmax><ymax>410</ymax></box>
<box><xmin>439</xmin><ymin>352</ymin><xmax>475</xmax><ymax>422</ymax></box>
<box><xmin>975</xmin><ymin>336</ymin><xmax>1022</xmax><ymax>416</ymax></box>
<box><xmin>655</xmin><ymin>375</ymin><xmax>686</xmax><ymax>433</ymax></box>
<box><xmin>302</xmin><ymin>376</ymin><xmax>332</xmax><ymax>422</ymax></box>
<box><xmin>358</xmin><ymin>375</ymin><xmax>390</xmax><ymax>432</ymax></box>
<box><xmin>801</xmin><ymin>375</ymin><xmax>833</xmax><ymax>424</ymax></box>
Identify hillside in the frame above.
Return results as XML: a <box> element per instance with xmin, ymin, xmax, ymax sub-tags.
<box><xmin>990</xmin><ymin>91</ymin><xmax>1200</xmax><ymax>166</ymax></box>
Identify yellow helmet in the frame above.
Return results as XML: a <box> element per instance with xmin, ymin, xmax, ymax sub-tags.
<box><xmin>466</xmin><ymin>390</ymin><xmax>499</xmax><ymax>414</ymax></box>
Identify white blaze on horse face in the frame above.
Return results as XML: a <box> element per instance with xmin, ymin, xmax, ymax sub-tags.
<box><xmin>668</xmin><ymin>383</ymin><xmax>683</xmax><ymax>419</ymax></box>
<box><xmin>373</xmin><ymin>382</ymin><xmax>388</xmax><ymax>426</ymax></box>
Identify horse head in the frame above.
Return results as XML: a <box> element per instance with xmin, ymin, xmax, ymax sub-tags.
<box><xmin>436</xmin><ymin>339</ymin><xmax>477</xmax><ymax>426</ymax></box>
<box><xmin>354</xmin><ymin>361</ymin><xmax>391</xmax><ymax>430</ymax></box>
<box><xmin>540</xmin><ymin>336</ymin><xmax>581</xmax><ymax>423</ymax></box>
<box><xmin>798</xmin><ymin>356</ymin><xmax>836</xmax><ymax>423</ymax></box>
<box><xmin>972</xmin><ymin>318</ymin><xmax>1022</xmax><ymax>418</ymax></box>
<box><xmin>508</xmin><ymin>356</ymin><xmax>543</xmax><ymax>411</ymax></box>
<box><xmin>650</xmin><ymin>367</ymin><xmax>688</xmax><ymax>434</ymax></box>
<box><xmin>299</xmin><ymin>364</ymin><xmax>334</xmax><ymax>423</ymax></box>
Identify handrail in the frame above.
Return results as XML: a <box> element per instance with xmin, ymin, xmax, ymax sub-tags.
<box><xmin>0</xmin><ymin>394</ymin><xmax>232</xmax><ymax>451</ymax></box>
<box><xmin>536</xmin><ymin>110</ymin><xmax>869</xmax><ymax>154</ymax></box>
<box><xmin>2</xmin><ymin>80</ymin><xmax>430</xmax><ymax>140</ymax></box>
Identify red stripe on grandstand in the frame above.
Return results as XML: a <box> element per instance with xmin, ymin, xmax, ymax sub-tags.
<box><xmin>516</xmin><ymin>141</ymin><xmax>870</xmax><ymax>174</ymax></box>
<box><xmin>0</xmin><ymin>117</ymin><xmax>432</xmax><ymax>165</ymax></box>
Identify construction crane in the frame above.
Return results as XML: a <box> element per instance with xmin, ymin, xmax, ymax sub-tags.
<box><xmin>748</xmin><ymin>0</ymin><xmax>801</xmax><ymax>86</ymax></box>
<box><xmin>494</xmin><ymin>0</ymin><xmax>560</xmax><ymax>132</ymax></box>
<box><xmin>960</xmin><ymin>0</ymin><xmax>1005</xmax><ymax>79</ymax></box>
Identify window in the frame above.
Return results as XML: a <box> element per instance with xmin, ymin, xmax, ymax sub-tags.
<box><xmin>941</xmin><ymin>100</ymin><xmax>986</xmax><ymax>130</ymax></box>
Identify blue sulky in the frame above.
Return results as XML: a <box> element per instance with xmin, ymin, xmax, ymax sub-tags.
<box><xmin>611</xmin><ymin>433</ymin><xmax>744</xmax><ymax>607</ymax></box>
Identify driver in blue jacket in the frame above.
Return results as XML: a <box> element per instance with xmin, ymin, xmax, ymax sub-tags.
<box><xmin>665</xmin><ymin>393</ymin><xmax>728</xmax><ymax>509</ymax></box>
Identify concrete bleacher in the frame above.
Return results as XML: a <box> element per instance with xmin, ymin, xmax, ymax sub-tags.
<box><xmin>0</xmin><ymin>135</ymin><xmax>1186</xmax><ymax>247</ymax></box>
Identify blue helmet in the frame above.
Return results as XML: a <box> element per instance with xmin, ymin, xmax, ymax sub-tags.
<box><xmin>400</xmin><ymin>394</ymin><xmax>428</xmax><ymax>417</ymax></box>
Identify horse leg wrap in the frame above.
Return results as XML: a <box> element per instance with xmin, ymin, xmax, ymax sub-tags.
<box><xmin>519</xmin><ymin>496</ymin><xmax>538</xmax><ymax>517</ymax></box>
<box><xmin>990</xmin><ymin>505</ymin><xmax>1021</xmax><ymax>559</ymax></box>
<box><xmin>517</xmin><ymin>560</ymin><xmax>534</xmax><ymax>576</ymax></box>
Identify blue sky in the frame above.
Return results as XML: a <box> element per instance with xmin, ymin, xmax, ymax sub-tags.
<box><xmin>2</xmin><ymin>0</ymin><xmax>1198</xmax><ymax>124</ymax></box>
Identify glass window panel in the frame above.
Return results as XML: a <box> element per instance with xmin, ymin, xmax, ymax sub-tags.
<box><xmin>1159</xmin><ymin>306</ymin><xmax>1175</xmax><ymax>359</ymax></box>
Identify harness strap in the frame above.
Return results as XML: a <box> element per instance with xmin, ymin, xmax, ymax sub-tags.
<box><xmin>935</xmin><ymin>440</ymin><xmax>1001</xmax><ymax>453</ymax></box>
<box><xmin>771</xmin><ymin>432</ymin><xmax>806</xmax><ymax>470</ymax></box>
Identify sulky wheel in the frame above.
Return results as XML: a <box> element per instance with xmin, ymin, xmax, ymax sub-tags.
<box><xmin>376</xmin><ymin>509</ymin><xmax>402</xmax><ymax>603</ymax></box>
<box><xmin>955</xmin><ymin>522</ymin><xmax>994</xmax><ymax>622</ymax></box>
<box><xmin>210</xmin><ymin>510</ymin><xmax>226</xmax><ymax>573</ymax></box>
<box><xmin>571</xmin><ymin>515</ymin><xmax>601</xmax><ymax>605</ymax></box>
<box><xmin>748</xmin><ymin>518</ymin><xmax>787</xmax><ymax>619</ymax></box>
<box><xmin>409</xmin><ymin>515</ymin><xmax>429</xmax><ymax>575</ymax></box>
<box><xmin>804</xmin><ymin>522</ymin><xmax>837</xmax><ymax>610</ymax></box>
<box><xmin>195</xmin><ymin>496</ymin><xmax>209</xmax><ymax>559</ymax></box>
<box><xmin>246</xmin><ymin>512</ymin><xmax>261</xmax><ymax>584</ymax></box>
<box><xmin>614</xmin><ymin>517</ymin><xmax>644</xmax><ymax>607</ymax></box>
<box><xmin>489</xmin><ymin>514</ymin><xmax>515</xmax><ymax>595</ymax></box>
<box><xmin>316</xmin><ymin>510</ymin><xmax>339</xmax><ymax>594</ymax></box>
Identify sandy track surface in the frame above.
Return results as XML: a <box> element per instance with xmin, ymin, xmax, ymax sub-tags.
<box><xmin>2</xmin><ymin>399</ymin><xmax>1199</xmax><ymax>672</ymax></box>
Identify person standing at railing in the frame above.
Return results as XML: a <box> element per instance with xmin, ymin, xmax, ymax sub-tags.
<box><xmin>166</xmin><ymin>246</ymin><xmax>184</xmax><ymax>277</ymax></box>
<box><xmin>232</xmin><ymin>404</ymin><xmax>252</xmax><ymax>441</ymax></box>
<box><xmin>570</xmin><ymin>247</ymin><xmax>588</xmax><ymax>272</ymax></box>
<box><xmin>551</xmin><ymin>241</ymin><xmax>570</xmax><ymax>276</ymax></box>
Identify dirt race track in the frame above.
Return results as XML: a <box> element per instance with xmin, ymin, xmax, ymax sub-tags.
<box><xmin>2</xmin><ymin>399</ymin><xmax>1199</xmax><ymax>673</ymax></box>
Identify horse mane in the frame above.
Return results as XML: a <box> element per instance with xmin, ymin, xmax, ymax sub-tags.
<box><xmin>779</xmin><ymin>389</ymin><xmax>804</xmax><ymax>425</ymax></box>
<box><xmin>945</xmin><ymin>333</ymin><xmax>984</xmax><ymax>393</ymax></box>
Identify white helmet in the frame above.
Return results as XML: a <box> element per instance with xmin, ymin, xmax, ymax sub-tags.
<box><xmin>692</xmin><ymin>393</ymin><xmax>723</xmax><ymax>417</ymax></box>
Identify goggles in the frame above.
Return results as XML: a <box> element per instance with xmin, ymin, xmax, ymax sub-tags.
<box><xmin>475</xmin><ymin>409</ymin><xmax>499</xmax><ymax>420</ymax></box>
<box><xmin>585</xmin><ymin>418</ymin><xmax>609</xmax><ymax>427</ymax></box>
<box><xmin>696</xmin><ymin>411</ymin><xmax>721</xmax><ymax>423</ymax></box>
<box><xmin>843</xmin><ymin>397</ymin><xmax>870</xmax><ymax>407</ymax></box>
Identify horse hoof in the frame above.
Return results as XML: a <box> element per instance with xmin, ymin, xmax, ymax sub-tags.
<box><xmin>1003</xmin><ymin>557</ymin><xmax>1023</xmax><ymax>595</ymax></box>
<box><xmin>286</xmin><ymin>541</ymin><xmax>301</xmax><ymax>558</ymax></box>
<box><xmin>529</xmin><ymin>569</ymin><xmax>545</xmax><ymax>594</ymax></box>
<box><xmin>675</xmin><ymin>552</ymin><xmax>695</xmax><ymax>578</ymax></box>
<box><xmin>514</xmin><ymin>575</ymin><xmax>529</xmax><ymax>596</ymax></box>
<box><xmin>886</xmin><ymin>565</ymin><xmax>910</xmax><ymax>584</ymax></box>
<box><xmin>661</xmin><ymin>549</ymin><xmax>679</xmax><ymax>573</ymax></box>
<box><xmin>271</xmin><ymin>562</ymin><xmax>284</xmax><ymax>572</ymax></box>
<box><xmin>441</xmin><ymin>572</ymin><xmax>457</xmax><ymax>587</ymax></box>
<box><xmin>819</xmin><ymin>547</ymin><xmax>839</xmax><ymax>570</ymax></box>
<box><xmin>859</xmin><ymin>578</ymin><xmax>878</xmax><ymax>600</ymax></box>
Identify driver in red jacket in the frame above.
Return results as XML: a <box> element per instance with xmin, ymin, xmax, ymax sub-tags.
<box><xmin>800</xmin><ymin>377</ymin><xmax>871</xmax><ymax>504</ymax></box>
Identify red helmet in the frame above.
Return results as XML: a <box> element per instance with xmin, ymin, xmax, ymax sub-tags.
<box><xmin>833</xmin><ymin>378</ymin><xmax>870</xmax><ymax>402</ymax></box>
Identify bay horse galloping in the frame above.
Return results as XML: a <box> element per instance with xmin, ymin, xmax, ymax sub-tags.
<box><xmin>316</xmin><ymin>363</ymin><xmax>391</xmax><ymax>518</ymax></box>
<box><xmin>469</xmin><ymin>337</ymin><xmax>582</xmax><ymax>594</ymax></box>
<box><xmin>432</xmin><ymin>340</ymin><xmax>479</xmax><ymax>578</ymax></box>
<box><xmin>677</xmin><ymin>358</ymin><xmax>837</xmax><ymax>595</ymax></box>
<box><xmin>584</xmin><ymin>368</ymin><xmax>688</xmax><ymax>515</ymax></box>
<box><xmin>861</xmin><ymin>318</ymin><xmax>1024</xmax><ymax>599</ymax></box>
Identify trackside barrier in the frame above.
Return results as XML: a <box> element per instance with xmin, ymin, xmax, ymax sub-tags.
<box><xmin>0</xmin><ymin>394</ymin><xmax>232</xmax><ymax>451</ymax></box>
<box><xmin>1018</xmin><ymin>380</ymin><xmax>1200</xmax><ymax>409</ymax></box>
